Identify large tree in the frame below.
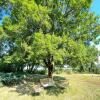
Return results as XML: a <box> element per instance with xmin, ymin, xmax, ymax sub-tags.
<box><xmin>0</xmin><ymin>0</ymin><xmax>100</xmax><ymax>77</ymax></box>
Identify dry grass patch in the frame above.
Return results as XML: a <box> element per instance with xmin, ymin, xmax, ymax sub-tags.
<box><xmin>0</xmin><ymin>73</ymin><xmax>100</xmax><ymax>100</ymax></box>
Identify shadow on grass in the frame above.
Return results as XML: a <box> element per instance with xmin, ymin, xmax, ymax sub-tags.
<box><xmin>45</xmin><ymin>85</ymin><xmax>65</xmax><ymax>96</ymax></box>
<box><xmin>15</xmin><ymin>83</ymin><xmax>34</xmax><ymax>95</ymax></box>
<box><xmin>1</xmin><ymin>73</ymin><xmax>69</xmax><ymax>96</ymax></box>
<box><xmin>16</xmin><ymin>75</ymin><xmax>69</xmax><ymax>96</ymax></box>
<box><xmin>45</xmin><ymin>76</ymin><xmax>68</xmax><ymax>96</ymax></box>
<box><xmin>10</xmin><ymin>74</ymin><xmax>46</xmax><ymax>95</ymax></box>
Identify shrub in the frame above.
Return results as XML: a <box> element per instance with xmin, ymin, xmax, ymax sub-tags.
<box><xmin>34</xmin><ymin>70</ymin><xmax>46</xmax><ymax>75</ymax></box>
<box><xmin>94</xmin><ymin>67</ymin><xmax>100</xmax><ymax>74</ymax></box>
<box><xmin>0</xmin><ymin>73</ymin><xmax>23</xmax><ymax>86</ymax></box>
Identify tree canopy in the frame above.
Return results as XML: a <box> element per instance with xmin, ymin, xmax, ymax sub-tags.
<box><xmin>0</xmin><ymin>0</ymin><xmax>100</xmax><ymax>77</ymax></box>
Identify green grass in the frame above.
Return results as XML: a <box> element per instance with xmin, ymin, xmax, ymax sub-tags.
<box><xmin>0</xmin><ymin>73</ymin><xmax>100</xmax><ymax>100</ymax></box>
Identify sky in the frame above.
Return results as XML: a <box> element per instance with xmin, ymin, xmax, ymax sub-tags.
<box><xmin>91</xmin><ymin>0</ymin><xmax>100</xmax><ymax>16</ymax></box>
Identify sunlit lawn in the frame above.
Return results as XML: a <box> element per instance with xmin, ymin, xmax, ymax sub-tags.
<box><xmin>0</xmin><ymin>73</ymin><xmax>100</xmax><ymax>100</ymax></box>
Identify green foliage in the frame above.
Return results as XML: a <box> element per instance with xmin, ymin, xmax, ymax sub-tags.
<box><xmin>33</xmin><ymin>69</ymin><xmax>46</xmax><ymax>75</ymax></box>
<box><xmin>0</xmin><ymin>73</ymin><xmax>22</xmax><ymax>86</ymax></box>
<box><xmin>0</xmin><ymin>0</ymin><xmax>100</xmax><ymax>74</ymax></box>
<box><xmin>94</xmin><ymin>67</ymin><xmax>100</xmax><ymax>74</ymax></box>
<box><xmin>32</xmin><ymin>32</ymin><xmax>63</xmax><ymax>64</ymax></box>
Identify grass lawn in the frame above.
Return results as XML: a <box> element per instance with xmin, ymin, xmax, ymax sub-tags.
<box><xmin>0</xmin><ymin>73</ymin><xmax>100</xmax><ymax>100</ymax></box>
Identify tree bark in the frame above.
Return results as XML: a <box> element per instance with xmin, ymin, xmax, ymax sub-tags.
<box><xmin>48</xmin><ymin>64</ymin><xmax>53</xmax><ymax>78</ymax></box>
<box><xmin>44</xmin><ymin>54</ymin><xmax>53</xmax><ymax>78</ymax></box>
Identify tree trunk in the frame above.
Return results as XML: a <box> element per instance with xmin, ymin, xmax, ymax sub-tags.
<box><xmin>48</xmin><ymin>64</ymin><xmax>53</xmax><ymax>78</ymax></box>
<box><xmin>44</xmin><ymin>54</ymin><xmax>54</xmax><ymax>78</ymax></box>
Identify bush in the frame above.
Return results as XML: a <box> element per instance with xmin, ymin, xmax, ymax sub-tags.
<box><xmin>33</xmin><ymin>70</ymin><xmax>46</xmax><ymax>75</ymax></box>
<box><xmin>0</xmin><ymin>73</ymin><xmax>23</xmax><ymax>86</ymax></box>
<box><xmin>0</xmin><ymin>66</ymin><xmax>17</xmax><ymax>72</ymax></box>
<box><xmin>94</xmin><ymin>67</ymin><xmax>100</xmax><ymax>74</ymax></box>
